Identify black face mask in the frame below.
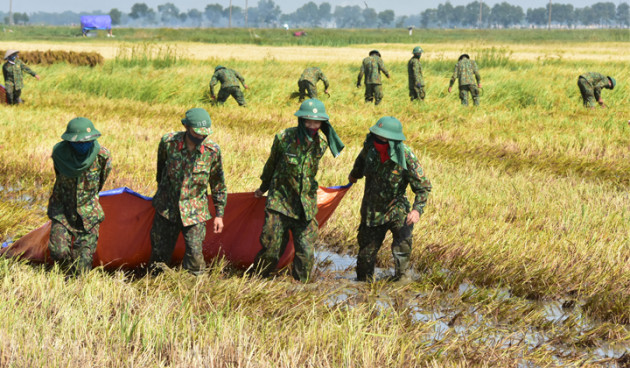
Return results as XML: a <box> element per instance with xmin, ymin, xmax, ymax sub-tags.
<box><xmin>186</xmin><ymin>131</ymin><xmax>206</xmax><ymax>146</ymax></box>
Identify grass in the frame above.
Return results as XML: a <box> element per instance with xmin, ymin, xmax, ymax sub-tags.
<box><xmin>1</xmin><ymin>35</ymin><xmax>630</xmax><ymax>365</ymax></box>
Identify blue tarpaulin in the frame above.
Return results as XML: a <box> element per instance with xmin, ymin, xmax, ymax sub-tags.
<box><xmin>81</xmin><ymin>15</ymin><xmax>112</xmax><ymax>34</ymax></box>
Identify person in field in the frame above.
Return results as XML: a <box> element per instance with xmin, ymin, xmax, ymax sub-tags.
<box><xmin>357</xmin><ymin>50</ymin><xmax>390</xmax><ymax>105</ymax></box>
<box><xmin>209</xmin><ymin>65</ymin><xmax>249</xmax><ymax>106</ymax></box>
<box><xmin>149</xmin><ymin>108</ymin><xmax>227</xmax><ymax>275</ymax></box>
<box><xmin>2</xmin><ymin>50</ymin><xmax>40</xmax><ymax>105</ymax></box>
<box><xmin>348</xmin><ymin>117</ymin><xmax>432</xmax><ymax>282</ymax></box>
<box><xmin>47</xmin><ymin>117</ymin><xmax>112</xmax><ymax>273</ymax></box>
<box><xmin>448</xmin><ymin>54</ymin><xmax>481</xmax><ymax>106</ymax></box>
<box><xmin>252</xmin><ymin>99</ymin><xmax>344</xmax><ymax>282</ymax></box>
<box><xmin>408</xmin><ymin>46</ymin><xmax>425</xmax><ymax>102</ymax></box>
<box><xmin>297</xmin><ymin>66</ymin><xmax>330</xmax><ymax>102</ymax></box>
<box><xmin>577</xmin><ymin>72</ymin><xmax>616</xmax><ymax>108</ymax></box>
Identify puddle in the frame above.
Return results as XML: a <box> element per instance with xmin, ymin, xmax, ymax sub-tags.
<box><xmin>314</xmin><ymin>249</ymin><xmax>630</xmax><ymax>365</ymax></box>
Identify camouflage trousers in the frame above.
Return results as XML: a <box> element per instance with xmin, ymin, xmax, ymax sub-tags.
<box><xmin>459</xmin><ymin>84</ymin><xmax>479</xmax><ymax>106</ymax></box>
<box><xmin>577</xmin><ymin>77</ymin><xmax>596</xmax><ymax>108</ymax></box>
<box><xmin>149</xmin><ymin>213</ymin><xmax>206</xmax><ymax>274</ymax></box>
<box><xmin>364</xmin><ymin>84</ymin><xmax>384</xmax><ymax>105</ymax></box>
<box><xmin>298</xmin><ymin>80</ymin><xmax>318</xmax><ymax>101</ymax></box>
<box><xmin>48</xmin><ymin>220</ymin><xmax>99</xmax><ymax>273</ymax></box>
<box><xmin>356</xmin><ymin>218</ymin><xmax>413</xmax><ymax>281</ymax></box>
<box><xmin>253</xmin><ymin>210</ymin><xmax>318</xmax><ymax>282</ymax></box>
<box><xmin>217</xmin><ymin>86</ymin><xmax>246</xmax><ymax>106</ymax></box>
<box><xmin>409</xmin><ymin>85</ymin><xmax>426</xmax><ymax>101</ymax></box>
<box><xmin>5</xmin><ymin>87</ymin><xmax>22</xmax><ymax>105</ymax></box>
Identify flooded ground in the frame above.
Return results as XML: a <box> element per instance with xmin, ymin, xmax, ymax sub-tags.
<box><xmin>313</xmin><ymin>250</ymin><xmax>630</xmax><ymax>367</ymax></box>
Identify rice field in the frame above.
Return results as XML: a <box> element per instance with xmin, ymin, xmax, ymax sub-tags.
<box><xmin>1</xmin><ymin>30</ymin><xmax>629</xmax><ymax>366</ymax></box>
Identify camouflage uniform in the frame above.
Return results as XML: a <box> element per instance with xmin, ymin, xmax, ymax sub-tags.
<box><xmin>408</xmin><ymin>56</ymin><xmax>425</xmax><ymax>101</ymax></box>
<box><xmin>357</xmin><ymin>56</ymin><xmax>390</xmax><ymax>105</ymax></box>
<box><xmin>253</xmin><ymin>127</ymin><xmax>328</xmax><ymax>282</ymax></box>
<box><xmin>209</xmin><ymin>67</ymin><xmax>247</xmax><ymax>106</ymax></box>
<box><xmin>2</xmin><ymin>59</ymin><xmax>37</xmax><ymax>105</ymax></box>
<box><xmin>349</xmin><ymin>139</ymin><xmax>432</xmax><ymax>281</ymax></box>
<box><xmin>577</xmin><ymin>72</ymin><xmax>610</xmax><ymax>108</ymax></box>
<box><xmin>150</xmin><ymin>131</ymin><xmax>227</xmax><ymax>274</ymax></box>
<box><xmin>47</xmin><ymin>146</ymin><xmax>112</xmax><ymax>272</ymax></box>
<box><xmin>298</xmin><ymin>67</ymin><xmax>329</xmax><ymax>101</ymax></box>
<box><xmin>449</xmin><ymin>57</ymin><xmax>481</xmax><ymax>106</ymax></box>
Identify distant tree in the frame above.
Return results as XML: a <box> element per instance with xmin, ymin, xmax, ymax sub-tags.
<box><xmin>420</xmin><ymin>8</ymin><xmax>438</xmax><ymax>28</ymax></box>
<box><xmin>256</xmin><ymin>0</ymin><xmax>281</xmax><ymax>27</ymax></box>
<box><xmin>526</xmin><ymin>8</ymin><xmax>547</xmax><ymax>26</ymax></box>
<box><xmin>318</xmin><ymin>2</ymin><xmax>332</xmax><ymax>26</ymax></box>
<box><xmin>204</xmin><ymin>4</ymin><xmax>224</xmax><ymax>24</ymax></box>
<box><xmin>187</xmin><ymin>9</ymin><xmax>202</xmax><ymax>26</ymax></box>
<box><xmin>591</xmin><ymin>2</ymin><xmax>616</xmax><ymax>25</ymax></box>
<box><xmin>293</xmin><ymin>2</ymin><xmax>319</xmax><ymax>27</ymax></box>
<box><xmin>436</xmin><ymin>2</ymin><xmax>455</xmax><ymax>27</ymax></box>
<box><xmin>378</xmin><ymin>10</ymin><xmax>395</xmax><ymax>27</ymax></box>
<box><xmin>395</xmin><ymin>15</ymin><xmax>408</xmax><ymax>28</ymax></box>
<box><xmin>489</xmin><ymin>2</ymin><xmax>523</xmax><ymax>28</ymax></box>
<box><xmin>463</xmin><ymin>2</ymin><xmax>490</xmax><ymax>27</ymax></box>
<box><xmin>362</xmin><ymin>8</ymin><xmax>378</xmax><ymax>27</ymax></box>
<box><xmin>333</xmin><ymin>5</ymin><xmax>363</xmax><ymax>28</ymax></box>
<box><xmin>617</xmin><ymin>2</ymin><xmax>630</xmax><ymax>27</ymax></box>
<box><xmin>129</xmin><ymin>3</ymin><xmax>155</xmax><ymax>21</ymax></box>
<box><xmin>13</xmin><ymin>12</ymin><xmax>29</xmax><ymax>24</ymax></box>
<box><xmin>157</xmin><ymin>3</ymin><xmax>181</xmax><ymax>23</ymax></box>
<box><xmin>109</xmin><ymin>8</ymin><xmax>122</xmax><ymax>25</ymax></box>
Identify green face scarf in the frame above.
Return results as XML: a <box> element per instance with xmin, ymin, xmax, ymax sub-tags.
<box><xmin>51</xmin><ymin>140</ymin><xmax>100</xmax><ymax>178</ymax></box>
<box><xmin>297</xmin><ymin>118</ymin><xmax>345</xmax><ymax>158</ymax></box>
<box><xmin>367</xmin><ymin>133</ymin><xmax>407</xmax><ymax>170</ymax></box>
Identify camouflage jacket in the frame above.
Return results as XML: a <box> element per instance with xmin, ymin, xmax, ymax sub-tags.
<box><xmin>349</xmin><ymin>141</ymin><xmax>432</xmax><ymax>227</ymax></box>
<box><xmin>152</xmin><ymin>132</ymin><xmax>227</xmax><ymax>227</ymax></box>
<box><xmin>449</xmin><ymin>58</ymin><xmax>480</xmax><ymax>87</ymax></box>
<box><xmin>299</xmin><ymin>67</ymin><xmax>330</xmax><ymax>89</ymax></box>
<box><xmin>580</xmin><ymin>72</ymin><xmax>609</xmax><ymax>101</ymax></box>
<box><xmin>209</xmin><ymin>68</ymin><xmax>245</xmax><ymax>96</ymax></box>
<box><xmin>47</xmin><ymin>146</ymin><xmax>112</xmax><ymax>232</ymax></box>
<box><xmin>357</xmin><ymin>56</ymin><xmax>390</xmax><ymax>85</ymax></box>
<box><xmin>2</xmin><ymin>60</ymin><xmax>37</xmax><ymax>90</ymax></box>
<box><xmin>407</xmin><ymin>57</ymin><xmax>424</xmax><ymax>88</ymax></box>
<box><xmin>259</xmin><ymin>127</ymin><xmax>328</xmax><ymax>221</ymax></box>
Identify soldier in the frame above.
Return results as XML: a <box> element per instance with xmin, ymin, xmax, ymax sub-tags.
<box><xmin>2</xmin><ymin>50</ymin><xmax>40</xmax><ymax>105</ymax></box>
<box><xmin>408</xmin><ymin>46</ymin><xmax>425</xmax><ymax>102</ymax></box>
<box><xmin>297</xmin><ymin>66</ymin><xmax>330</xmax><ymax>102</ymax></box>
<box><xmin>209</xmin><ymin>65</ymin><xmax>248</xmax><ymax>107</ymax></box>
<box><xmin>252</xmin><ymin>99</ymin><xmax>345</xmax><ymax>282</ymax></box>
<box><xmin>357</xmin><ymin>50</ymin><xmax>390</xmax><ymax>105</ymax></box>
<box><xmin>448</xmin><ymin>54</ymin><xmax>481</xmax><ymax>106</ymax></box>
<box><xmin>577</xmin><ymin>72</ymin><xmax>616</xmax><ymax>109</ymax></box>
<box><xmin>47</xmin><ymin>117</ymin><xmax>112</xmax><ymax>273</ymax></box>
<box><xmin>348</xmin><ymin>117</ymin><xmax>432</xmax><ymax>282</ymax></box>
<box><xmin>149</xmin><ymin>108</ymin><xmax>227</xmax><ymax>275</ymax></box>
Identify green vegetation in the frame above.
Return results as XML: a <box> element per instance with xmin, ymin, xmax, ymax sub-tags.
<box><xmin>0</xmin><ymin>38</ymin><xmax>629</xmax><ymax>365</ymax></box>
<box><xmin>1</xmin><ymin>26</ymin><xmax>629</xmax><ymax>45</ymax></box>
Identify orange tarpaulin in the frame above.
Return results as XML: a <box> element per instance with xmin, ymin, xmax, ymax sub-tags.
<box><xmin>1</xmin><ymin>185</ymin><xmax>351</xmax><ymax>270</ymax></box>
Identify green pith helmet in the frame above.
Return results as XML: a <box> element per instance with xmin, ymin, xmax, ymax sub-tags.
<box><xmin>369</xmin><ymin>49</ymin><xmax>381</xmax><ymax>57</ymax></box>
<box><xmin>413</xmin><ymin>46</ymin><xmax>423</xmax><ymax>55</ymax></box>
<box><xmin>215</xmin><ymin>65</ymin><xmax>225</xmax><ymax>72</ymax></box>
<box><xmin>369</xmin><ymin>117</ymin><xmax>406</xmax><ymax>141</ymax></box>
<box><xmin>294</xmin><ymin>98</ymin><xmax>329</xmax><ymax>121</ymax></box>
<box><xmin>608</xmin><ymin>76</ymin><xmax>616</xmax><ymax>89</ymax></box>
<box><xmin>3</xmin><ymin>49</ymin><xmax>18</xmax><ymax>60</ymax></box>
<box><xmin>61</xmin><ymin>117</ymin><xmax>101</xmax><ymax>142</ymax></box>
<box><xmin>181</xmin><ymin>108</ymin><xmax>212</xmax><ymax>135</ymax></box>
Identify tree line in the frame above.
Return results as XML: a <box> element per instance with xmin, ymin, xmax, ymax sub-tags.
<box><xmin>2</xmin><ymin>0</ymin><xmax>629</xmax><ymax>29</ymax></box>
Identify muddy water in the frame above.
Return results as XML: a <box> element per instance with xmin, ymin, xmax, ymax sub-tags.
<box><xmin>314</xmin><ymin>250</ymin><xmax>630</xmax><ymax>366</ymax></box>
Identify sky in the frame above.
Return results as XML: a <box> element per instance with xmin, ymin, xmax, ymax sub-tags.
<box><xmin>8</xmin><ymin>0</ymin><xmax>619</xmax><ymax>16</ymax></box>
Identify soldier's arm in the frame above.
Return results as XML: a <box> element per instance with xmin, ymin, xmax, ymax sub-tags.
<box><xmin>406</xmin><ymin>151</ymin><xmax>432</xmax><ymax>216</ymax></box>
<box><xmin>413</xmin><ymin>61</ymin><xmax>422</xmax><ymax>85</ymax></box>
<box><xmin>348</xmin><ymin>143</ymin><xmax>368</xmax><ymax>182</ymax></box>
<box><xmin>357</xmin><ymin>64</ymin><xmax>365</xmax><ymax>86</ymax></box>
<box><xmin>235</xmin><ymin>71</ymin><xmax>246</xmax><ymax>87</ymax></box>
<box><xmin>208</xmin><ymin>149</ymin><xmax>227</xmax><ymax>217</ymax></box>
<box><xmin>594</xmin><ymin>87</ymin><xmax>603</xmax><ymax>103</ymax></box>
<box><xmin>379</xmin><ymin>59</ymin><xmax>390</xmax><ymax>78</ymax></box>
<box><xmin>449</xmin><ymin>64</ymin><xmax>458</xmax><ymax>88</ymax></box>
<box><xmin>320</xmin><ymin>71</ymin><xmax>330</xmax><ymax>90</ymax></box>
<box><xmin>156</xmin><ymin>139</ymin><xmax>167</xmax><ymax>185</ymax></box>
<box><xmin>19</xmin><ymin>61</ymin><xmax>37</xmax><ymax>77</ymax></box>
<box><xmin>259</xmin><ymin>135</ymin><xmax>282</xmax><ymax>193</ymax></box>
<box><xmin>209</xmin><ymin>74</ymin><xmax>218</xmax><ymax>96</ymax></box>
<box><xmin>98</xmin><ymin>152</ymin><xmax>113</xmax><ymax>192</ymax></box>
